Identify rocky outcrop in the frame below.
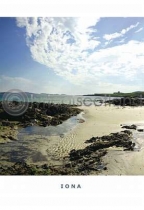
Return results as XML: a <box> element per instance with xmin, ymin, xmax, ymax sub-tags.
<box><xmin>106</xmin><ymin>97</ymin><xmax>144</xmax><ymax>106</ymax></box>
<box><xmin>121</xmin><ymin>124</ymin><xmax>137</xmax><ymax>130</ymax></box>
<box><xmin>0</xmin><ymin>162</ymin><xmax>50</xmax><ymax>175</ymax></box>
<box><xmin>63</xmin><ymin>130</ymin><xmax>134</xmax><ymax>175</ymax></box>
<box><xmin>0</xmin><ymin>102</ymin><xmax>83</xmax><ymax>143</ymax></box>
<box><xmin>0</xmin><ymin>102</ymin><xmax>82</xmax><ymax>127</ymax></box>
<box><xmin>0</xmin><ymin>130</ymin><xmax>135</xmax><ymax>175</ymax></box>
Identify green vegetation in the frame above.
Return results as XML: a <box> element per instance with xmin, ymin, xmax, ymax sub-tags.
<box><xmin>84</xmin><ymin>91</ymin><xmax>144</xmax><ymax>97</ymax></box>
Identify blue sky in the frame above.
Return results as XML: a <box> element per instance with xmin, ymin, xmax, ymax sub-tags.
<box><xmin>0</xmin><ymin>17</ymin><xmax>144</xmax><ymax>94</ymax></box>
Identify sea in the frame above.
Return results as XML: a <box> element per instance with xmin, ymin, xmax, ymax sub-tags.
<box><xmin>0</xmin><ymin>93</ymin><xmax>142</xmax><ymax>165</ymax></box>
<box><xmin>0</xmin><ymin>93</ymin><xmax>121</xmax><ymax>164</ymax></box>
<box><xmin>0</xmin><ymin>93</ymin><xmax>116</xmax><ymax>106</ymax></box>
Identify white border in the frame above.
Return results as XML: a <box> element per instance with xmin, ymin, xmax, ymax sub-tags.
<box><xmin>1</xmin><ymin>176</ymin><xmax>144</xmax><ymax>209</ymax></box>
<box><xmin>0</xmin><ymin>1</ymin><xmax>143</xmax><ymax>16</ymax></box>
<box><xmin>1</xmin><ymin>0</ymin><xmax>144</xmax><ymax>209</ymax></box>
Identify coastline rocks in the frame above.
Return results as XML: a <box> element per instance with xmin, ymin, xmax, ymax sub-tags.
<box><xmin>121</xmin><ymin>130</ymin><xmax>132</xmax><ymax>135</ymax></box>
<box><xmin>0</xmin><ymin>162</ymin><xmax>50</xmax><ymax>175</ymax></box>
<box><xmin>121</xmin><ymin>124</ymin><xmax>137</xmax><ymax>130</ymax></box>
<box><xmin>137</xmin><ymin>129</ymin><xmax>144</xmax><ymax>132</ymax></box>
<box><xmin>0</xmin><ymin>103</ymin><xmax>83</xmax><ymax>144</ymax></box>
<box><xmin>8</xmin><ymin>135</ymin><xmax>18</xmax><ymax>141</ymax></box>
<box><xmin>85</xmin><ymin>137</ymin><xmax>99</xmax><ymax>143</ymax></box>
<box><xmin>1</xmin><ymin>120</ymin><xmax>11</xmax><ymax>126</ymax></box>
<box><xmin>0</xmin><ymin>130</ymin><xmax>136</xmax><ymax>175</ymax></box>
<box><xmin>106</xmin><ymin>97</ymin><xmax>144</xmax><ymax>106</ymax></box>
<box><xmin>0</xmin><ymin>161</ymin><xmax>80</xmax><ymax>175</ymax></box>
<box><xmin>0</xmin><ymin>102</ymin><xmax>82</xmax><ymax>128</ymax></box>
<box><xmin>64</xmin><ymin>131</ymin><xmax>134</xmax><ymax>175</ymax></box>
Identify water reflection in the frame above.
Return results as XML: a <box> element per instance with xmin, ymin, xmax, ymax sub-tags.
<box><xmin>0</xmin><ymin>113</ymin><xmax>84</xmax><ymax>165</ymax></box>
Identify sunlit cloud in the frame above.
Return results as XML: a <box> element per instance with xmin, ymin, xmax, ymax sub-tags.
<box><xmin>15</xmin><ymin>17</ymin><xmax>144</xmax><ymax>93</ymax></box>
<box><xmin>103</xmin><ymin>22</ymin><xmax>139</xmax><ymax>41</ymax></box>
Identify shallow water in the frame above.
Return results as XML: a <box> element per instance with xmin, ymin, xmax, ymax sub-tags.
<box><xmin>18</xmin><ymin>112</ymin><xmax>85</xmax><ymax>137</ymax></box>
<box><xmin>1</xmin><ymin>116</ymin><xmax>144</xmax><ymax>167</ymax></box>
<box><xmin>0</xmin><ymin>112</ymin><xmax>85</xmax><ymax>166</ymax></box>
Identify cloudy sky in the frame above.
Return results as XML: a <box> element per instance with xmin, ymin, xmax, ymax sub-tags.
<box><xmin>0</xmin><ymin>17</ymin><xmax>144</xmax><ymax>95</ymax></box>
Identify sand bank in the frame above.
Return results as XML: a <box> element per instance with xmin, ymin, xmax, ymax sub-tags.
<box><xmin>47</xmin><ymin>105</ymin><xmax>144</xmax><ymax>174</ymax></box>
<box><xmin>2</xmin><ymin>104</ymin><xmax>144</xmax><ymax>174</ymax></box>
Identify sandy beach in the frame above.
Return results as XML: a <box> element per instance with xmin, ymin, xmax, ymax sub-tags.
<box><xmin>1</xmin><ymin>104</ymin><xmax>144</xmax><ymax>175</ymax></box>
<box><xmin>46</xmin><ymin>104</ymin><xmax>144</xmax><ymax>175</ymax></box>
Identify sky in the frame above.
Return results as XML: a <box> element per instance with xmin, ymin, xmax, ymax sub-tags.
<box><xmin>0</xmin><ymin>17</ymin><xmax>144</xmax><ymax>95</ymax></box>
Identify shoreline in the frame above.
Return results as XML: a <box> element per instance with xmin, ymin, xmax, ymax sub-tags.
<box><xmin>48</xmin><ymin>105</ymin><xmax>144</xmax><ymax>154</ymax></box>
<box><xmin>1</xmin><ymin>104</ymin><xmax>144</xmax><ymax>174</ymax></box>
<box><xmin>47</xmin><ymin>105</ymin><xmax>144</xmax><ymax>174</ymax></box>
<box><xmin>0</xmin><ymin>102</ymin><xmax>82</xmax><ymax>144</ymax></box>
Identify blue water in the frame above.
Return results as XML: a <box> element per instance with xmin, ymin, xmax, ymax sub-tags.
<box><xmin>18</xmin><ymin>112</ymin><xmax>84</xmax><ymax>137</ymax></box>
<box><xmin>0</xmin><ymin>93</ymin><xmax>117</xmax><ymax>105</ymax></box>
<box><xmin>0</xmin><ymin>112</ymin><xmax>85</xmax><ymax>164</ymax></box>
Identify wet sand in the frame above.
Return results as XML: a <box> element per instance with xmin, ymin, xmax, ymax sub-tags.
<box><xmin>2</xmin><ymin>104</ymin><xmax>144</xmax><ymax>174</ymax></box>
<box><xmin>47</xmin><ymin>105</ymin><xmax>144</xmax><ymax>155</ymax></box>
<box><xmin>47</xmin><ymin>105</ymin><xmax>144</xmax><ymax>175</ymax></box>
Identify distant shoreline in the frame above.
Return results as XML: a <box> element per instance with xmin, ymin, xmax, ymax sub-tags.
<box><xmin>83</xmin><ymin>91</ymin><xmax>144</xmax><ymax>97</ymax></box>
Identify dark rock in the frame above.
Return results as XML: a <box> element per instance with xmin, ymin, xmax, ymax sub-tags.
<box><xmin>65</xmin><ymin>163</ymin><xmax>72</xmax><ymax>168</ymax></box>
<box><xmin>85</xmin><ymin>137</ymin><xmax>99</xmax><ymax>143</ymax></box>
<box><xmin>1</xmin><ymin>135</ymin><xmax>7</xmax><ymax>138</ymax></box>
<box><xmin>2</xmin><ymin>120</ymin><xmax>11</xmax><ymax>126</ymax></box>
<box><xmin>41</xmin><ymin>164</ymin><xmax>49</xmax><ymax>169</ymax></box>
<box><xmin>8</xmin><ymin>136</ymin><xmax>17</xmax><ymax>141</ymax></box>
<box><xmin>106</xmin><ymin>97</ymin><xmax>144</xmax><ymax>107</ymax></box>
<box><xmin>137</xmin><ymin>129</ymin><xmax>144</xmax><ymax>132</ymax></box>
<box><xmin>0</xmin><ymin>102</ymin><xmax>82</xmax><ymax>128</ymax></box>
<box><xmin>121</xmin><ymin>124</ymin><xmax>137</xmax><ymax>130</ymax></box>
<box><xmin>66</xmin><ymin>131</ymin><xmax>134</xmax><ymax>174</ymax></box>
<box><xmin>121</xmin><ymin>130</ymin><xmax>132</xmax><ymax>135</ymax></box>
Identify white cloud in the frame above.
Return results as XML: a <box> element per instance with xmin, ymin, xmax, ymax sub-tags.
<box><xmin>103</xmin><ymin>22</ymin><xmax>139</xmax><ymax>41</ymax></box>
<box><xmin>117</xmin><ymin>38</ymin><xmax>126</xmax><ymax>43</ymax></box>
<box><xmin>104</xmin><ymin>32</ymin><xmax>121</xmax><ymax>41</ymax></box>
<box><xmin>95</xmin><ymin>82</ymin><xmax>142</xmax><ymax>93</ymax></box>
<box><xmin>16</xmin><ymin>17</ymin><xmax>100</xmax><ymax>85</ymax></box>
<box><xmin>15</xmin><ymin>18</ymin><xmax>144</xmax><ymax>93</ymax></box>
<box><xmin>0</xmin><ymin>75</ymin><xmax>36</xmax><ymax>92</ymax></box>
<box><xmin>135</xmin><ymin>27</ymin><xmax>143</xmax><ymax>33</ymax></box>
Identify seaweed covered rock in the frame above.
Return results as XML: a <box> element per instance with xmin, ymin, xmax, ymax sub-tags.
<box><xmin>65</xmin><ymin>131</ymin><xmax>134</xmax><ymax>175</ymax></box>
<box><xmin>121</xmin><ymin>124</ymin><xmax>137</xmax><ymax>130</ymax></box>
<box><xmin>0</xmin><ymin>102</ymin><xmax>82</xmax><ymax>128</ymax></box>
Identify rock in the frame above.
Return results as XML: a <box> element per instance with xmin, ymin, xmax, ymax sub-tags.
<box><xmin>137</xmin><ymin>129</ymin><xmax>144</xmax><ymax>132</ymax></box>
<box><xmin>0</xmin><ymin>102</ymin><xmax>82</xmax><ymax>129</ymax></box>
<box><xmin>65</xmin><ymin>162</ymin><xmax>72</xmax><ymax>168</ymax></box>
<box><xmin>78</xmin><ymin>119</ymin><xmax>85</xmax><ymax>123</ymax></box>
<box><xmin>1</xmin><ymin>135</ymin><xmax>7</xmax><ymax>138</ymax></box>
<box><xmin>121</xmin><ymin>130</ymin><xmax>132</xmax><ymax>135</ymax></box>
<box><xmin>2</xmin><ymin>120</ymin><xmax>11</xmax><ymax>126</ymax></box>
<box><xmin>85</xmin><ymin>137</ymin><xmax>99</xmax><ymax>143</ymax></box>
<box><xmin>41</xmin><ymin>164</ymin><xmax>49</xmax><ymax>169</ymax></box>
<box><xmin>8</xmin><ymin>136</ymin><xmax>17</xmax><ymax>141</ymax></box>
<box><xmin>66</xmin><ymin>131</ymin><xmax>134</xmax><ymax>174</ymax></box>
<box><xmin>106</xmin><ymin>97</ymin><xmax>144</xmax><ymax>107</ymax></box>
<box><xmin>121</xmin><ymin>124</ymin><xmax>137</xmax><ymax>130</ymax></box>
